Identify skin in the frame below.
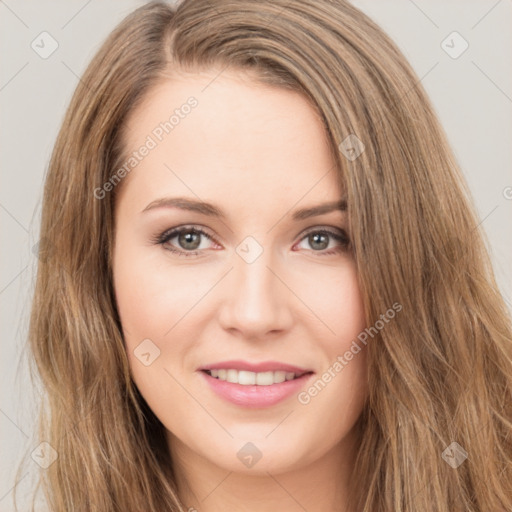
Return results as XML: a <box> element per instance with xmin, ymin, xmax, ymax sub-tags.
<box><xmin>112</xmin><ymin>68</ymin><xmax>368</xmax><ymax>512</ymax></box>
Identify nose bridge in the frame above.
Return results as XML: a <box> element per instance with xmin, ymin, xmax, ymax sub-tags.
<box><xmin>218</xmin><ymin>238</ymin><xmax>292</xmax><ymax>336</ymax></box>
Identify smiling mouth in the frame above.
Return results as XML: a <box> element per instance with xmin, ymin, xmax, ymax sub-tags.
<box><xmin>202</xmin><ymin>369</ymin><xmax>312</xmax><ymax>386</ymax></box>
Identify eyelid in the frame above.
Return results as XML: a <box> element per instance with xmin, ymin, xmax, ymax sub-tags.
<box><xmin>152</xmin><ymin>224</ymin><xmax>218</xmax><ymax>247</ymax></box>
<box><xmin>300</xmin><ymin>225</ymin><xmax>347</xmax><ymax>237</ymax></box>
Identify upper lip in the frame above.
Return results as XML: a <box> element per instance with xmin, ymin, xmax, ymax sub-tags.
<box><xmin>199</xmin><ymin>360</ymin><xmax>313</xmax><ymax>375</ymax></box>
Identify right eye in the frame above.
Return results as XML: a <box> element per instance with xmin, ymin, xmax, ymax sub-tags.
<box><xmin>153</xmin><ymin>225</ymin><xmax>219</xmax><ymax>257</ymax></box>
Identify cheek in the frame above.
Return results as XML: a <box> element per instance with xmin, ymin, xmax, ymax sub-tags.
<box><xmin>112</xmin><ymin>234</ymin><xmax>224</xmax><ymax>400</ymax></box>
<box><xmin>112</xmin><ymin>237</ymin><xmax>194</xmax><ymax>415</ymax></box>
<box><xmin>300</xmin><ymin>257</ymin><xmax>366</xmax><ymax>345</ymax></box>
<box><xmin>112</xmin><ymin>233</ymin><xmax>174</xmax><ymax>384</ymax></box>
<box><xmin>296</xmin><ymin>261</ymin><xmax>368</xmax><ymax>420</ymax></box>
<box><xmin>113</xmin><ymin>237</ymin><xmax>205</xmax><ymax>342</ymax></box>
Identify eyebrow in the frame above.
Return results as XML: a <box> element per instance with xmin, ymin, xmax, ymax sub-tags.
<box><xmin>141</xmin><ymin>196</ymin><xmax>347</xmax><ymax>220</ymax></box>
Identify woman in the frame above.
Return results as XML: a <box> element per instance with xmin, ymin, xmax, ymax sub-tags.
<box><xmin>22</xmin><ymin>0</ymin><xmax>512</xmax><ymax>510</ymax></box>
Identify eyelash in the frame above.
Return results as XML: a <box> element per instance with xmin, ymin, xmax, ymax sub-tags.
<box><xmin>152</xmin><ymin>225</ymin><xmax>350</xmax><ymax>258</ymax></box>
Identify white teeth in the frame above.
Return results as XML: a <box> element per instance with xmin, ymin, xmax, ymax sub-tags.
<box><xmin>273</xmin><ymin>371</ymin><xmax>286</xmax><ymax>383</ymax></box>
<box><xmin>207</xmin><ymin>369</ymin><xmax>300</xmax><ymax>385</ymax></box>
<box><xmin>256</xmin><ymin>371</ymin><xmax>274</xmax><ymax>385</ymax></box>
<box><xmin>226</xmin><ymin>369</ymin><xmax>238</xmax><ymax>383</ymax></box>
<box><xmin>238</xmin><ymin>370</ymin><xmax>256</xmax><ymax>385</ymax></box>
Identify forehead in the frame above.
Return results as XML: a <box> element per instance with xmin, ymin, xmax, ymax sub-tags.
<box><xmin>117</xmin><ymin>69</ymin><xmax>343</xmax><ymax>215</ymax></box>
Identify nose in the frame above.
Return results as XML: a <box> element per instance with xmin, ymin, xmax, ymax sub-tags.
<box><xmin>217</xmin><ymin>245</ymin><xmax>294</xmax><ymax>340</ymax></box>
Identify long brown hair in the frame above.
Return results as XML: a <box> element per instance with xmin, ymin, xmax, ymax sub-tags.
<box><xmin>20</xmin><ymin>1</ymin><xmax>512</xmax><ymax>510</ymax></box>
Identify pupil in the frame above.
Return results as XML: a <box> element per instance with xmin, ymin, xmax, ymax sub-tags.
<box><xmin>179</xmin><ymin>230</ymin><xmax>200</xmax><ymax>250</ymax></box>
<box><xmin>310</xmin><ymin>233</ymin><xmax>328</xmax><ymax>250</ymax></box>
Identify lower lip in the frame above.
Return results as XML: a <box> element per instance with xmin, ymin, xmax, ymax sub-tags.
<box><xmin>200</xmin><ymin>371</ymin><xmax>314</xmax><ymax>408</ymax></box>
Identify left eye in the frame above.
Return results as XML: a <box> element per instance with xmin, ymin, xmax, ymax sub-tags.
<box><xmin>294</xmin><ymin>229</ymin><xmax>350</xmax><ymax>255</ymax></box>
<box><xmin>154</xmin><ymin>226</ymin><xmax>350</xmax><ymax>257</ymax></box>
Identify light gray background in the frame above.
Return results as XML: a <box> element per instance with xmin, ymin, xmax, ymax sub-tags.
<box><xmin>1</xmin><ymin>1</ymin><xmax>511</xmax><ymax>509</ymax></box>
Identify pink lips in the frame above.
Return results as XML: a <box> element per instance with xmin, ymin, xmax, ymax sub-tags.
<box><xmin>198</xmin><ymin>360</ymin><xmax>314</xmax><ymax>408</ymax></box>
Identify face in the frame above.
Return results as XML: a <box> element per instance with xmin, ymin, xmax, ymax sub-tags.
<box><xmin>112</xmin><ymin>68</ymin><xmax>368</xmax><ymax>476</ymax></box>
